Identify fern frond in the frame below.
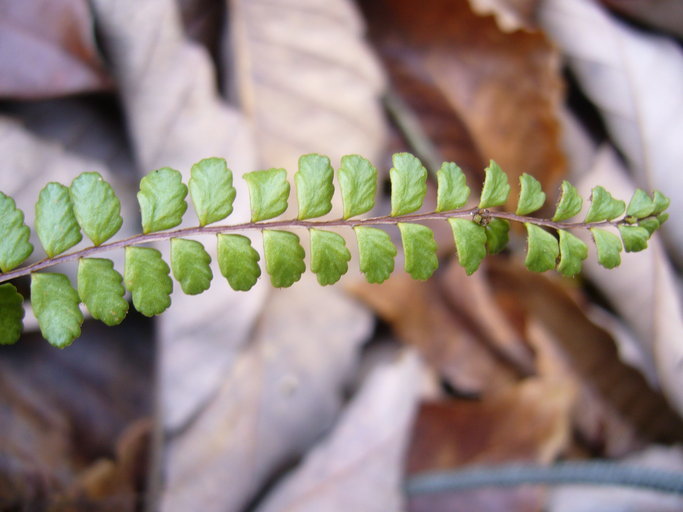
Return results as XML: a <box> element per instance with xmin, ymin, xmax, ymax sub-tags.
<box><xmin>0</xmin><ymin>152</ymin><xmax>670</xmax><ymax>347</ymax></box>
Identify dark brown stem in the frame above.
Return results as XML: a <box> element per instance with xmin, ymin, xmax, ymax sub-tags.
<box><xmin>0</xmin><ymin>208</ymin><xmax>623</xmax><ymax>284</ymax></box>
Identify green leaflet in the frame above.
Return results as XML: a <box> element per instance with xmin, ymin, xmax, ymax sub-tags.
<box><xmin>354</xmin><ymin>226</ymin><xmax>396</xmax><ymax>284</ymax></box>
<box><xmin>479</xmin><ymin>160</ymin><xmax>510</xmax><ymax>209</ymax></box>
<box><xmin>652</xmin><ymin>191</ymin><xmax>670</xmax><ymax>215</ymax></box>
<box><xmin>639</xmin><ymin>218</ymin><xmax>659</xmax><ymax>235</ymax></box>
<box><xmin>618</xmin><ymin>225</ymin><xmax>650</xmax><ymax>253</ymax></box>
<box><xmin>31</xmin><ymin>273</ymin><xmax>83</xmax><ymax>348</ymax></box>
<box><xmin>189</xmin><ymin>157</ymin><xmax>236</xmax><ymax>226</ymax></box>
<box><xmin>310</xmin><ymin>229</ymin><xmax>351</xmax><ymax>285</ymax></box>
<box><xmin>398</xmin><ymin>223</ymin><xmax>438</xmax><ymax>281</ymax></box>
<box><xmin>78</xmin><ymin>258</ymin><xmax>128</xmax><ymax>326</ymax></box>
<box><xmin>263</xmin><ymin>230</ymin><xmax>305</xmax><ymax>287</ymax></box>
<box><xmin>296</xmin><ymin>154</ymin><xmax>334</xmax><ymax>220</ymax></box>
<box><xmin>591</xmin><ymin>228</ymin><xmax>622</xmax><ymax>269</ymax></box>
<box><xmin>390</xmin><ymin>152</ymin><xmax>428</xmax><ymax>216</ymax></box>
<box><xmin>36</xmin><ymin>182</ymin><xmax>82</xmax><ymax>257</ymax></box>
<box><xmin>436</xmin><ymin>162</ymin><xmax>470</xmax><ymax>212</ymax></box>
<box><xmin>244</xmin><ymin>168</ymin><xmax>290</xmax><ymax>222</ymax></box>
<box><xmin>626</xmin><ymin>189</ymin><xmax>654</xmax><ymax>219</ymax></box>
<box><xmin>657</xmin><ymin>213</ymin><xmax>669</xmax><ymax>225</ymax></box>
<box><xmin>552</xmin><ymin>181</ymin><xmax>583</xmax><ymax>222</ymax></box>
<box><xmin>70</xmin><ymin>172</ymin><xmax>122</xmax><ymax>245</ymax></box>
<box><xmin>217</xmin><ymin>234</ymin><xmax>261</xmax><ymax>291</ymax></box>
<box><xmin>138</xmin><ymin>168</ymin><xmax>188</xmax><ymax>233</ymax></box>
<box><xmin>124</xmin><ymin>246</ymin><xmax>172</xmax><ymax>316</ymax></box>
<box><xmin>485</xmin><ymin>218</ymin><xmax>510</xmax><ymax>254</ymax></box>
<box><xmin>338</xmin><ymin>154</ymin><xmax>377</xmax><ymax>219</ymax></box>
<box><xmin>524</xmin><ymin>223</ymin><xmax>559</xmax><ymax>273</ymax></box>
<box><xmin>0</xmin><ymin>192</ymin><xmax>33</xmax><ymax>272</ymax></box>
<box><xmin>171</xmin><ymin>238</ymin><xmax>212</xmax><ymax>295</ymax></box>
<box><xmin>557</xmin><ymin>230</ymin><xmax>588</xmax><ymax>277</ymax></box>
<box><xmin>448</xmin><ymin>218</ymin><xmax>486</xmax><ymax>276</ymax></box>
<box><xmin>516</xmin><ymin>174</ymin><xmax>546</xmax><ymax>215</ymax></box>
<box><xmin>0</xmin><ymin>283</ymin><xmax>24</xmax><ymax>345</ymax></box>
<box><xmin>585</xmin><ymin>186</ymin><xmax>625</xmax><ymax>223</ymax></box>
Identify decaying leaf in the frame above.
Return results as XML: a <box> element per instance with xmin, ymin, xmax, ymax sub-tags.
<box><xmin>255</xmin><ymin>350</ymin><xmax>421</xmax><ymax>512</ymax></box>
<box><xmin>539</xmin><ymin>0</ymin><xmax>683</xmax><ymax>262</ymax></box>
<box><xmin>0</xmin><ymin>0</ymin><xmax>111</xmax><ymax>98</ymax></box>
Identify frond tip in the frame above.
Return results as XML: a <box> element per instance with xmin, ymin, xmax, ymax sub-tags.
<box><xmin>0</xmin><ymin>153</ymin><xmax>671</xmax><ymax>347</ymax></box>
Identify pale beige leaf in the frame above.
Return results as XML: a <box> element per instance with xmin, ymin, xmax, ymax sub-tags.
<box><xmin>539</xmin><ymin>0</ymin><xmax>683</xmax><ymax>263</ymax></box>
<box><xmin>255</xmin><ymin>350</ymin><xmax>421</xmax><ymax>512</ymax></box>
<box><xmin>228</xmin><ymin>0</ymin><xmax>387</xmax><ymax>172</ymax></box>
<box><xmin>161</xmin><ymin>277</ymin><xmax>374</xmax><ymax>512</ymax></box>
<box><xmin>575</xmin><ymin>147</ymin><xmax>683</xmax><ymax>417</ymax></box>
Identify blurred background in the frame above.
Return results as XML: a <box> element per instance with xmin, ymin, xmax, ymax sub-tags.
<box><xmin>1</xmin><ymin>0</ymin><xmax>683</xmax><ymax>510</ymax></box>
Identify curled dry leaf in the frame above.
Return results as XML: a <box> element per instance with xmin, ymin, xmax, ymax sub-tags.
<box><xmin>0</xmin><ymin>0</ymin><xmax>111</xmax><ymax>98</ymax></box>
<box><xmin>255</xmin><ymin>350</ymin><xmax>421</xmax><ymax>512</ymax></box>
<box><xmin>349</xmin><ymin>266</ymin><xmax>518</xmax><ymax>395</ymax></box>
<box><xmin>489</xmin><ymin>256</ymin><xmax>683</xmax><ymax>453</ymax></box>
<box><xmin>539</xmin><ymin>0</ymin><xmax>683</xmax><ymax>262</ymax></box>
<box><xmin>362</xmin><ymin>0</ymin><xmax>566</xmax><ymax>206</ymax></box>
<box><xmin>572</xmin><ymin>147</ymin><xmax>683</xmax><ymax>418</ymax></box>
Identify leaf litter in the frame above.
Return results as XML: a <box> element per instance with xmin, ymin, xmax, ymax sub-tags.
<box><xmin>1</xmin><ymin>0</ymin><xmax>682</xmax><ymax>510</ymax></box>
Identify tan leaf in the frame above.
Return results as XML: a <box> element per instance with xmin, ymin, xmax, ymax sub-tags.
<box><xmin>255</xmin><ymin>350</ymin><xmax>421</xmax><ymax>512</ymax></box>
<box><xmin>539</xmin><ymin>0</ymin><xmax>683</xmax><ymax>262</ymax></box>
<box><xmin>228</xmin><ymin>0</ymin><xmax>388</xmax><ymax>172</ymax></box>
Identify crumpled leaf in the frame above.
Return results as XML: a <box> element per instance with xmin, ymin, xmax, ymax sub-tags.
<box><xmin>584</xmin><ymin>186</ymin><xmax>625</xmax><ymax>223</ymax></box>
<box><xmin>436</xmin><ymin>161</ymin><xmax>470</xmax><ymax>212</ymax></box>
<box><xmin>170</xmin><ymin>238</ymin><xmax>212</xmax><ymax>295</ymax></box>
<box><xmin>0</xmin><ymin>0</ymin><xmax>111</xmax><ymax>98</ymax></box>
<box><xmin>35</xmin><ymin>182</ymin><xmax>82</xmax><ymax>257</ymax></box>
<box><xmin>295</xmin><ymin>153</ymin><xmax>334</xmax><ymax>220</ymax></box>
<box><xmin>255</xmin><ymin>350</ymin><xmax>421</xmax><ymax>512</ymax></box>
<box><xmin>124</xmin><ymin>246</ymin><xmax>172</xmax><ymax>317</ymax></box>
<box><xmin>354</xmin><ymin>226</ymin><xmax>397</xmax><ymax>284</ymax></box>
<box><xmin>244</xmin><ymin>168</ymin><xmax>290</xmax><ymax>222</ymax></box>
<box><xmin>138</xmin><ymin>168</ymin><xmax>188</xmax><ymax>234</ymax></box>
<box><xmin>188</xmin><ymin>157</ymin><xmax>236</xmax><ymax>226</ymax></box>
<box><xmin>525</xmin><ymin>223</ymin><xmax>559</xmax><ymax>272</ymax></box>
<box><xmin>539</xmin><ymin>0</ymin><xmax>683</xmax><ymax>262</ymax></box>
<box><xmin>591</xmin><ymin>228</ymin><xmax>622</xmax><ymax>269</ymax></box>
<box><xmin>31</xmin><ymin>272</ymin><xmax>83</xmax><ymax>348</ymax></box>
<box><xmin>217</xmin><ymin>234</ymin><xmax>261</xmax><ymax>291</ymax></box>
<box><xmin>516</xmin><ymin>173</ymin><xmax>546</xmax><ymax>215</ymax></box>
<box><xmin>479</xmin><ymin>160</ymin><xmax>511</xmax><ymax>209</ymax></box>
<box><xmin>572</xmin><ymin>147</ymin><xmax>683</xmax><ymax>415</ymax></box>
<box><xmin>70</xmin><ymin>172</ymin><xmax>123</xmax><ymax>245</ymax></box>
<box><xmin>552</xmin><ymin>180</ymin><xmax>583</xmax><ymax>222</ymax></box>
<box><xmin>0</xmin><ymin>191</ymin><xmax>33</xmax><ymax>272</ymax></box>
<box><xmin>0</xmin><ymin>283</ymin><xmax>24</xmax><ymax>345</ymax></box>
<box><xmin>448</xmin><ymin>218</ymin><xmax>487</xmax><ymax>275</ymax></box>
<box><xmin>338</xmin><ymin>154</ymin><xmax>377</xmax><ymax>219</ymax></box>
<box><xmin>77</xmin><ymin>257</ymin><xmax>128</xmax><ymax>326</ymax></box>
<box><xmin>263</xmin><ymin>230</ymin><xmax>306</xmax><ymax>288</ymax></box>
<box><xmin>310</xmin><ymin>229</ymin><xmax>351</xmax><ymax>286</ymax></box>
<box><xmin>390</xmin><ymin>152</ymin><xmax>428</xmax><ymax>216</ymax></box>
<box><xmin>398</xmin><ymin>223</ymin><xmax>438</xmax><ymax>281</ymax></box>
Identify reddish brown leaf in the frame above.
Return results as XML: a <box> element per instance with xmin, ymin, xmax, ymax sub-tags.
<box><xmin>362</xmin><ymin>0</ymin><xmax>566</xmax><ymax>207</ymax></box>
<box><xmin>0</xmin><ymin>0</ymin><xmax>111</xmax><ymax>99</ymax></box>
